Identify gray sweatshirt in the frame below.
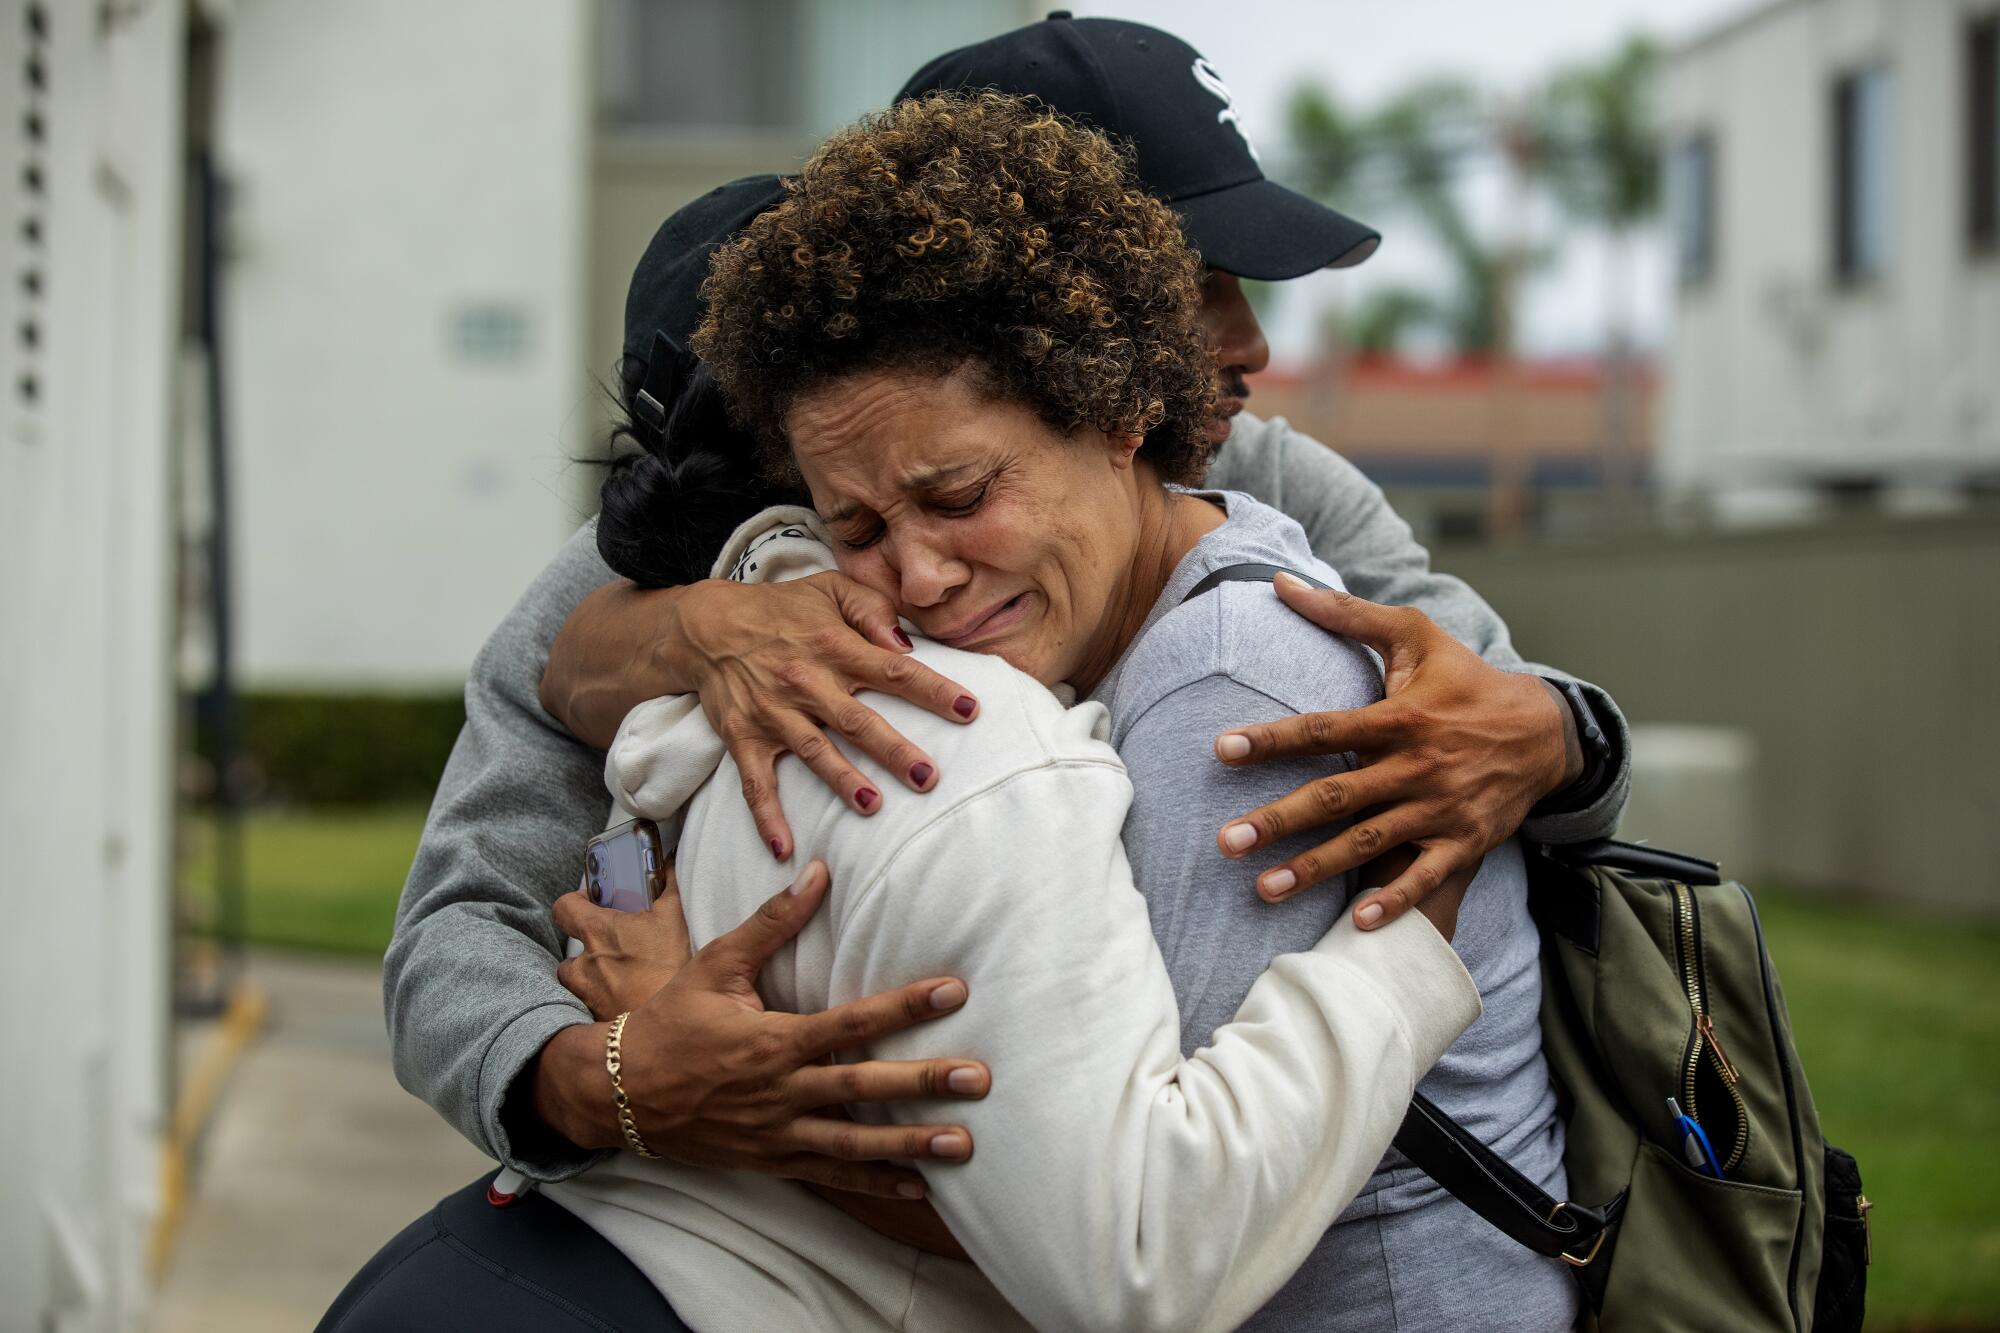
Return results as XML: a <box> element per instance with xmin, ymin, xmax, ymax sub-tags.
<box><xmin>384</xmin><ymin>411</ymin><xmax>1633</xmax><ymax>1180</ymax></box>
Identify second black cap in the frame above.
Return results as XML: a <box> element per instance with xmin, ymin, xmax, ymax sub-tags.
<box><xmin>620</xmin><ymin>173</ymin><xmax>788</xmax><ymax>398</ymax></box>
<box><xmin>897</xmin><ymin>14</ymin><xmax>1379</xmax><ymax>280</ymax></box>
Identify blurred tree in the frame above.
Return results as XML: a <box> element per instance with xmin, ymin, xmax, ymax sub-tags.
<box><xmin>1370</xmin><ymin>78</ymin><xmax>1516</xmax><ymax>356</ymax></box>
<box><xmin>1532</xmin><ymin>36</ymin><xmax>1661</xmax><ymax>231</ymax></box>
<box><xmin>1284</xmin><ymin>84</ymin><xmax>1370</xmax><ymax>364</ymax></box>
<box><xmin>1289</xmin><ymin>77</ymin><xmax>1538</xmax><ymax>358</ymax></box>
<box><xmin>1340</xmin><ymin>287</ymin><xmax>1440</xmax><ymax>356</ymax></box>
<box><xmin>1287</xmin><ymin>83</ymin><xmax>1370</xmax><ymax>204</ymax></box>
<box><xmin>1287</xmin><ymin>40</ymin><xmax>1661</xmax><ymax>361</ymax></box>
<box><xmin>1530</xmin><ymin>35</ymin><xmax>1662</xmax><ymax>497</ymax></box>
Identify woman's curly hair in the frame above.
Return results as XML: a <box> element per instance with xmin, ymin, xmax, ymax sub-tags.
<box><xmin>693</xmin><ymin>92</ymin><xmax>1218</xmax><ymax>484</ymax></box>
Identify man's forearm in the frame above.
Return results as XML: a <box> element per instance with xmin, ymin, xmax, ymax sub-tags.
<box><xmin>524</xmin><ymin>1021</ymin><xmax>620</xmax><ymax>1152</ymax></box>
<box><xmin>387</xmin><ymin>519</ymin><xmax>630</xmax><ymax>1177</ymax></box>
<box><xmin>541</xmin><ymin>579</ymin><xmax>696</xmax><ymax>748</ymax></box>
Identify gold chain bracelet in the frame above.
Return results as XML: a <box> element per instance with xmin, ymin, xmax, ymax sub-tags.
<box><xmin>606</xmin><ymin>1011</ymin><xmax>660</xmax><ymax>1160</ymax></box>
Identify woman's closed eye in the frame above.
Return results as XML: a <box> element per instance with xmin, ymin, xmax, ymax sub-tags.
<box><xmin>927</xmin><ymin>480</ymin><xmax>990</xmax><ymax>517</ymax></box>
<box><xmin>831</xmin><ymin>476</ymin><xmax>992</xmax><ymax>548</ymax></box>
<box><xmin>835</xmin><ymin>520</ymin><xmax>885</xmax><ymax>551</ymax></box>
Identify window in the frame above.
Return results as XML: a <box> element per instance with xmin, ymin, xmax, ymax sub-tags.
<box><xmin>1832</xmin><ymin>65</ymin><xmax>1894</xmax><ymax>280</ymax></box>
<box><xmin>1670</xmin><ymin>133</ymin><xmax>1717</xmax><ymax>285</ymax></box>
<box><xmin>599</xmin><ymin>0</ymin><xmax>804</xmax><ymax>132</ymax></box>
<box><xmin>1971</xmin><ymin>16</ymin><xmax>1999</xmax><ymax>252</ymax></box>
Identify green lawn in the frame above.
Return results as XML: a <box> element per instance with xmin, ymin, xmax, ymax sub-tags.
<box><xmin>180</xmin><ymin>806</ymin><xmax>429</xmax><ymax>957</ymax></box>
<box><xmin>1754</xmin><ymin>892</ymin><xmax>2000</xmax><ymax>1330</ymax></box>
<box><xmin>180</xmin><ymin>808</ymin><xmax>1999</xmax><ymax>1328</ymax></box>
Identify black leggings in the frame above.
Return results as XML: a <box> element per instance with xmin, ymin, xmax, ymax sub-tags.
<box><xmin>317</xmin><ymin>1171</ymin><xmax>692</xmax><ymax>1332</ymax></box>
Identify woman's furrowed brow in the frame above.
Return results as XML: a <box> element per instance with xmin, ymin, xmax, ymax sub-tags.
<box><xmin>898</xmin><ymin>462</ymin><xmax>979</xmax><ymax>492</ymax></box>
<box><xmin>819</xmin><ymin>462</ymin><xmax>982</xmax><ymax>524</ymax></box>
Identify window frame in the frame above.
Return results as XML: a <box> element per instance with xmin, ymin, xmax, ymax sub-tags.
<box><xmin>1831</xmin><ymin>62</ymin><xmax>1895</xmax><ymax>285</ymax></box>
<box><xmin>1969</xmin><ymin>14</ymin><xmax>2000</xmax><ymax>256</ymax></box>
<box><xmin>1671</xmin><ymin>130</ymin><xmax>1719</xmax><ymax>289</ymax></box>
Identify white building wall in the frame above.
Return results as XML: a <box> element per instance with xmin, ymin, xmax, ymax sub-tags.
<box><xmin>0</xmin><ymin>1</ymin><xmax>184</xmax><ymax>1327</ymax></box>
<box><xmin>1661</xmin><ymin>0</ymin><xmax>2000</xmax><ymax>506</ymax></box>
<box><xmin>219</xmin><ymin>0</ymin><xmax>592</xmax><ymax>689</ymax></box>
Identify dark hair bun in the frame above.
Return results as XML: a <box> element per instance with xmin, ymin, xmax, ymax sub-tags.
<box><xmin>596</xmin><ymin>354</ymin><xmax>778</xmax><ymax>588</ymax></box>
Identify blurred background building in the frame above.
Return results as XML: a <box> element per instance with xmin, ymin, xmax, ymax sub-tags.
<box><xmin>1660</xmin><ymin>0</ymin><xmax>2000</xmax><ymax>523</ymax></box>
<box><xmin>3</xmin><ymin>0</ymin><xmax>1996</xmax><ymax>1329</ymax></box>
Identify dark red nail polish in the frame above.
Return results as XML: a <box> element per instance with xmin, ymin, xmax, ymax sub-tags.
<box><xmin>855</xmin><ymin>787</ymin><xmax>879</xmax><ymax>812</ymax></box>
<box><xmin>769</xmin><ymin>838</ymin><xmax>785</xmax><ymax>859</ymax></box>
<box><xmin>910</xmin><ymin>762</ymin><xmax>934</xmax><ymax>787</ymax></box>
<box><xmin>952</xmin><ymin>695</ymin><xmax>977</xmax><ymax>719</ymax></box>
<box><xmin>893</xmin><ymin>627</ymin><xmax>913</xmax><ymax>649</ymax></box>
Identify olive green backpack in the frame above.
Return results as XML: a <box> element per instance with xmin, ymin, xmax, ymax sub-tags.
<box><xmin>1393</xmin><ymin>839</ymin><xmax>1872</xmax><ymax>1333</ymax></box>
<box><xmin>1180</xmin><ymin>565</ymin><xmax>1872</xmax><ymax>1331</ymax></box>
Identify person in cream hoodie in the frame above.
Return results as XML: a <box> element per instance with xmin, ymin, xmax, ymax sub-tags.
<box><xmin>544</xmin><ymin>506</ymin><xmax>1481</xmax><ymax>1333</ymax></box>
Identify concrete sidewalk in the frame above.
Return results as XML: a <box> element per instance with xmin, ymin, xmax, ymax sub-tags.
<box><xmin>152</xmin><ymin>951</ymin><xmax>489</xmax><ymax>1332</ymax></box>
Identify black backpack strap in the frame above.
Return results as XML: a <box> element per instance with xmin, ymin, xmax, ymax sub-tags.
<box><xmin>1183</xmin><ymin>563</ymin><xmax>1613</xmax><ymax>1268</ymax></box>
<box><xmin>1394</xmin><ymin>1094</ymin><xmax>1610</xmax><ymax>1265</ymax></box>
<box><xmin>1181</xmin><ymin>562</ymin><xmax>1332</xmax><ymax>604</ymax></box>
<box><xmin>1545</xmin><ymin>837</ymin><xmax>1722</xmax><ymax>886</ymax></box>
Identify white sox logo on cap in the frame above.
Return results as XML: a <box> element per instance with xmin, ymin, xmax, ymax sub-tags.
<box><xmin>1191</xmin><ymin>57</ymin><xmax>1259</xmax><ymax>162</ymax></box>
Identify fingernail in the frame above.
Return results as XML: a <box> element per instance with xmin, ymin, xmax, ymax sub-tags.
<box><xmin>854</xmin><ymin>787</ymin><xmax>879</xmax><ymax>812</ymax></box>
<box><xmin>946</xmin><ymin>1066</ymin><xmax>985</xmax><ymax>1095</ymax></box>
<box><xmin>786</xmin><ymin>874</ymin><xmax>810</xmax><ymax>896</ymax></box>
<box><xmin>1274</xmin><ymin>572</ymin><xmax>1307</xmax><ymax>592</ymax></box>
<box><xmin>1357</xmin><ymin>901</ymin><xmax>1385</xmax><ymax>927</ymax></box>
<box><xmin>1261</xmin><ymin>868</ymin><xmax>1297</xmax><ymax>898</ymax></box>
<box><xmin>893</xmin><ymin>626</ymin><xmax>913</xmax><ymax>649</ymax></box>
<box><xmin>1222</xmin><ymin>823</ymin><xmax>1258</xmax><ymax>854</ymax></box>
<box><xmin>928</xmin><ymin>980</ymin><xmax>967</xmax><ymax>1010</ymax></box>
<box><xmin>1216</xmin><ymin>733</ymin><xmax>1252</xmax><ymax>762</ymax></box>
<box><xmin>930</xmin><ymin>1133</ymin><xmax>969</xmax><ymax>1159</ymax></box>
<box><xmin>952</xmin><ymin>695</ymin><xmax>977</xmax><ymax>719</ymax></box>
<box><xmin>910</xmin><ymin>762</ymin><xmax>934</xmax><ymax>788</ymax></box>
<box><xmin>769</xmin><ymin>838</ymin><xmax>785</xmax><ymax>859</ymax></box>
<box><xmin>897</xmin><ymin>1180</ymin><xmax>927</xmax><ymax>1199</ymax></box>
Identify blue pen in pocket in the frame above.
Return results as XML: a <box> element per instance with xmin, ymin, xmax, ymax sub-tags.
<box><xmin>1668</xmin><ymin>1097</ymin><xmax>1725</xmax><ymax>1178</ymax></box>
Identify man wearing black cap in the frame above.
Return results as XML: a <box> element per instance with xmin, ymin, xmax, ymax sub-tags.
<box><xmin>367</xmin><ymin>20</ymin><xmax>1629</xmax><ymax>1323</ymax></box>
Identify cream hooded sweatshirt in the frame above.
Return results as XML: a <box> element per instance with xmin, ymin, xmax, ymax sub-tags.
<box><xmin>544</xmin><ymin>508</ymin><xmax>1481</xmax><ymax>1333</ymax></box>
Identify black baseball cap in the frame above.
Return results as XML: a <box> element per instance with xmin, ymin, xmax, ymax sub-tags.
<box><xmin>897</xmin><ymin>13</ymin><xmax>1379</xmax><ymax>280</ymax></box>
<box><xmin>620</xmin><ymin>173</ymin><xmax>787</xmax><ymax>404</ymax></box>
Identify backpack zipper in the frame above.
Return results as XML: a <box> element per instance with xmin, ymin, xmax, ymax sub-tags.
<box><xmin>1696</xmin><ymin>1012</ymin><xmax>1740</xmax><ymax>1082</ymax></box>
<box><xmin>1673</xmin><ymin>882</ymin><xmax>1751</xmax><ymax>1172</ymax></box>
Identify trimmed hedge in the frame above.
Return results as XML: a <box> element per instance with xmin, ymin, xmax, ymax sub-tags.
<box><xmin>194</xmin><ymin>690</ymin><xmax>465</xmax><ymax>807</ymax></box>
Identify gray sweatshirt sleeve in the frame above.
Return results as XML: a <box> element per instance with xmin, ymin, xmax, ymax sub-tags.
<box><xmin>382</xmin><ymin>519</ymin><xmax>619</xmax><ymax>1180</ymax></box>
<box><xmin>1206</xmin><ymin>413</ymin><xmax>1631</xmax><ymax>843</ymax></box>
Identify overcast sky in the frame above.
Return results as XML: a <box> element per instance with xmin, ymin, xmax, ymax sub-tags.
<box><xmin>1067</xmin><ymin>0</ymin><xmax>1764</xmax><ymax>363</ymax></box>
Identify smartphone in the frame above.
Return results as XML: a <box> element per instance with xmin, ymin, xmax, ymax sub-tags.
<box><xmin>583</xmin><ymin>818</ymin><xmax>668</xmax><ymax>913</ymax></box>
